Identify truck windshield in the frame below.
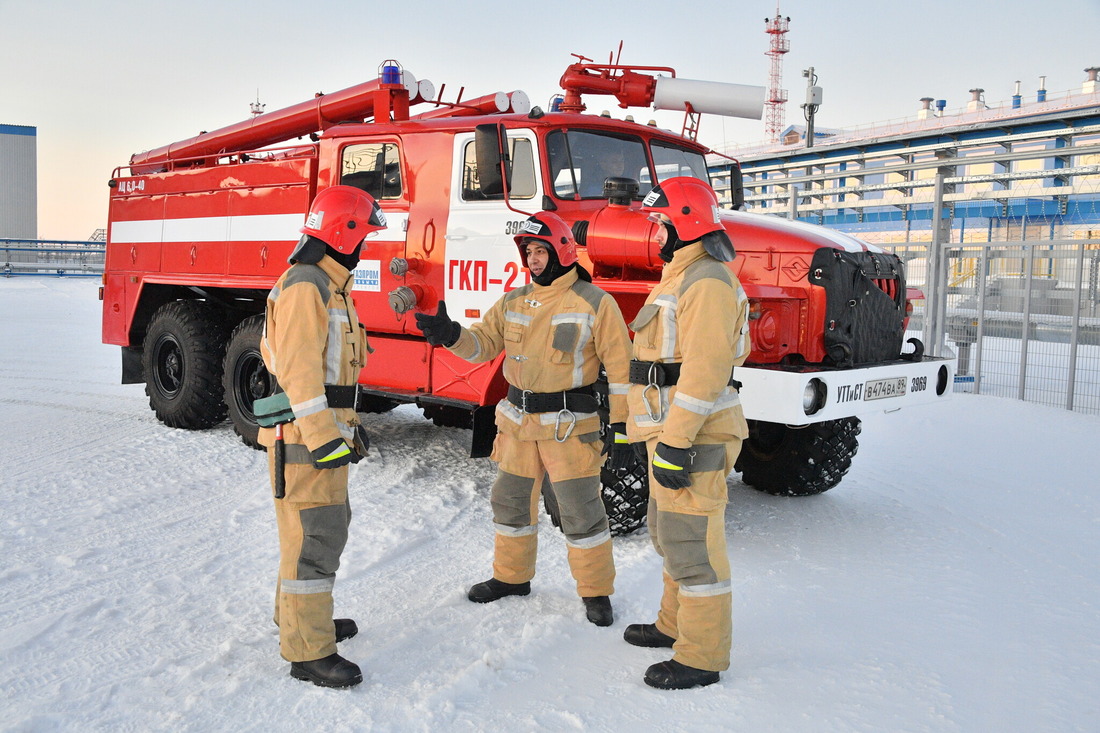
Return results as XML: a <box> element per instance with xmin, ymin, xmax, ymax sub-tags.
<box><xmin>546</xmin><ymin>130</ymin><xmax>711</xmax><ymax>199</ymax></box>
<box><xmin>547</xmin><ymin>130</ymin><xmax>649</xmax><ymax>200</ymax></box>
<box><xmin>650</xmin><ymin>140</ymin><xmax>710</xmax><ymax>185</ymax></box>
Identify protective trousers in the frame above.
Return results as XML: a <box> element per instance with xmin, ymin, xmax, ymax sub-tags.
<box><xmin>269</xmin><ymin>451</ymin><xmax>350</xmax><ymax>662</ymax></box>
<box><xmin>645</xmin><ymin>436</ymin><xmax>739</xmax><ymax>672</ymax></box>
<box><xmin>489</xmin><ymin>432</ymin><xmax>615</xmax><ymax>597</ymax></box>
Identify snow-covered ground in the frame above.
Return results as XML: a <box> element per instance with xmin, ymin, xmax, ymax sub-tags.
<box><xmin>2</xmin><ymin>277</ymin><xmax>1098</xmax><ymax>732</ymax></box>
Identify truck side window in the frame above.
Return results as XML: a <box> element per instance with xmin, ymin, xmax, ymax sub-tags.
<box><xmin>461</xmin><ymin>138</ymin><xmax>536</xmax><ymax>200</ymax></box>
<box><xmin>341</xmin><ymin>143</ymin><xmax>403</xmax><ymax>199</ymax></box>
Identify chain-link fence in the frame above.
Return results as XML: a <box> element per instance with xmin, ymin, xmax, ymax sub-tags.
<box><xmin>1</xmin><ymin>239</ymin><xmax>105</xmax><ymax>277</ymax></box>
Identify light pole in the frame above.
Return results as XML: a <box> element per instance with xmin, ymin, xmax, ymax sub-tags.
<box><xmin>801</xmin><ymin>67</ymin><xmax>822</xmax><ymax>148</ymax></box>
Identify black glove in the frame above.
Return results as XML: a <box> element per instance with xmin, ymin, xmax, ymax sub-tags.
<box><xmin>602</xmin><ymin>422</ymin><xmax>635</xmax><ymax>472</ymax></box>
<box><xmin>310</xmin><ymin>437</ymin><xmax>356</xmax><ymax>470</ymax></box>
<box><xmin>632</xmin><ymin>441</ymin><xmax>648</xmax><ymax>464</ymax></box>
<box><xmin>414</xmin><ymin>301</ymin><xmax>461</xmax><ymax>347</ymax></box>
<box><xmin>651</xmin><ymin>442</ymin><xmax>691</xmax><ymax>489</ymax></box>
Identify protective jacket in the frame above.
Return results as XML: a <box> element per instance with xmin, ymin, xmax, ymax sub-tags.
<box><xmin>626</xmin><ymin>241</ymin><xmax>750</xmax><ymax>449</ymax></box>
<box><xmin>258</xmin><ymin>255</ymin><xmax>369</xmax><ymax>458</ymax></box>
<box><xmin>449</xmin><ymin>268</ymin><xmax>631</xmax><ymax>441</ymax></box>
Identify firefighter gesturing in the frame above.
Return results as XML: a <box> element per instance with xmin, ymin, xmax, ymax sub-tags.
<box><xmin>415</xmin><ymin>212</ymin><xmax>633</xmax><ymax>626</ymax></box>
<box><xmin>258</xmin><ymin>186</ymin><xmax>384</xmax><ymax>688</ymax></box>
<box><xmin>623</xmin><ymin>177</ymin><xmax>751</xmax><ymax>690</ymax></box>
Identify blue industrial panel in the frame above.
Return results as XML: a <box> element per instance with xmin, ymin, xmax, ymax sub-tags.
<box><xmin>0</xmin><ymin>124</ymin><xmax>36</xmax><ymax>137</ymax></box>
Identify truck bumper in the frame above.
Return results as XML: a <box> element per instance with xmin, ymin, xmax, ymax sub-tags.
<box><xmin>737</xmin><ymin>356</ymin><xmax>956</xmax><ymax>425</ymax></box>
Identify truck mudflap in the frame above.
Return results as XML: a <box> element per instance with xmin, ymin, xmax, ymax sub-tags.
<box><xmin>737</xmin><ymin>355</ymin><xmax>955</xmax><ymax>425</ymax></box>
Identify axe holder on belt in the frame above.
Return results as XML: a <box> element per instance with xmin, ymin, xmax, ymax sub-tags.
<box><xmin>254</xmin><ymin>384</ymin><xmax>359</xmax><ymax>498</ymax></box>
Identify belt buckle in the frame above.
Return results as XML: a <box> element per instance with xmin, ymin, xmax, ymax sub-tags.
<box><xmin>647</xmin><ymin>362</ymin><xmax>662</xmax><ymax>387</ymax></box>
<box><xmin>520</xmin><ymin>389</ymin><xmax>533</xmax><ymax>414</ymax></box>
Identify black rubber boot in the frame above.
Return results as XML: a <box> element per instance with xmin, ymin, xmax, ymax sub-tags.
<box><xmin>290</xmin><ymin>653</ymin><xmax>363</xmax><ymax>688</ymax></box>
<box><xmin>582</xmin><ymin>596</ymin><xmax>613</xmax><ymax>627</ymax></box>
<box><xmin>467</xmin><ymin>578</ymin><xmax>531</xmax><ymax>603</ymax></box>
<box><xmin>623</xmin><ymin>623</ymin><xmax>675</xmax><ymax>648</ymax></box>
<box><xmin>334</xmin><ymin>618</ymin><xmax>358</xmax><ymax>643</ymax></box>
<box><xmin>644</xmin><ymin>660</ymin><xmax>719</xmax><ymax>690</ymax></box>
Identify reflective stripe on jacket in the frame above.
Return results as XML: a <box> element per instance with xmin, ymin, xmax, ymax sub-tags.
<box><xmin>258</xmin><ymin>255</ymin><xmax>367</xmax><ymax>452</ymax></box>
<box><xmin>626</xmin><ymin>241</ymin><xmax>750</xmax><ymax>448</ymax></box>
<box><xmin>449</xmin><ymin>268</ymin><xmax>632</xmax><ymax>442</ymax></box>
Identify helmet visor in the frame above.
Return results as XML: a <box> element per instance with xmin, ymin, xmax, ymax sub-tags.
<box><xmin>367</xmin><ymin>201</ymin><xmax>387</xmax><ymax>229</ymax></box>
<box><xmin>641</xmin><ymin>186</ymin><xmax>669</xmax><ymax>209</ymax></box>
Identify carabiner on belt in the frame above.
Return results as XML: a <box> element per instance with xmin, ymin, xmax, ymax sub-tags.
<box><xmin>554</xmin><ymin>408</ymin><xmax>577</xmax><ymax>442</ymax></box>
<box><xmin>643</xmin><ymin>362</ymin><xmax>665</xmax><ymax>422</ymax></box>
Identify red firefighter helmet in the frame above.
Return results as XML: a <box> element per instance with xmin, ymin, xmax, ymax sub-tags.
<box><xmin>513</xmin><ymin>211</ymin><xmax>578</xmax><ymax>268</ymax></box>
<box><xmin>299</xmin><ymin>185</ymin><xmax>387</xmax><ymax>253</ymax></box>
<box><xmin>641</xmin><ymin>176</ymin><xmax>735</xmax><ymax>261</ymax></box>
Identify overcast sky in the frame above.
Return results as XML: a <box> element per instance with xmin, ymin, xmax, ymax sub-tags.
<box><xmin>2</xmin><ymin>0</ymin><xmax>1097</xmax><ymax>240</ymax></box>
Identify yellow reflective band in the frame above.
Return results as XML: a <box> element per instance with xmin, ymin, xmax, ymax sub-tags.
<box><xmin>652</xmin><ymin>454</ymin><xmax>683</xmax><ymax>471</ymax></box>
<box><xmin>317</xmin><ymin>443</ymin><xmax>351</xmax><ymax>463</ymax></box>
<box><xmin>614</xmin><ymin>433</ymin><xmax>629</xmax><ymax>444</ymax></box>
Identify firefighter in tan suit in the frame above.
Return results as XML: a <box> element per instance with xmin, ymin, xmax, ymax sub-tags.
<box><xmin>623</xmin><ymin>177</ymin><xmax>751</xmax><ymax>690</ymax></box>
<box><xmin>415</xmin><ymin>212</ymin><xmax>633</xmax><ymax>626</ymax></box>
<box><xmin>258</xmin><ymin>186</ymin><xmax>385</xmax><ymax>688</ymax></box>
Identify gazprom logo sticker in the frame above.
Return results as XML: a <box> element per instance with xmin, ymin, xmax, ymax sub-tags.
<box><xmin>352</xmin><ymin>260</ymin><xmax>382</xmax><ymax>292</ymax></box>
<box><xmin>520</xmin><ymin>220</ymin><xmax>543</xmax><ymax>235</ymax></box>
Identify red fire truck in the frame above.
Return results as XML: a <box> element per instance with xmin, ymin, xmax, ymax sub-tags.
<box><xmin>101</xmin><ymin>58</ymin><xmax>953</xmax><ymax>533</ymax></box>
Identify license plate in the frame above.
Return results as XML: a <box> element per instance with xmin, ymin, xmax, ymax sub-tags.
<box><xmin>864</xmin><ymin>377</ymin><xmax>907</xmax><ymax>401</ymax></box>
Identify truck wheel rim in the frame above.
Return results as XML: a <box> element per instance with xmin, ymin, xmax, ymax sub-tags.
<box><xmin>232</xmin><ymin>349</ymin><xmax>270</xmax><ymax>420</ymax></box>
<box><xmin>152</xmin><ymin>334</ymin><xmax>183</xmax><ymax>398</ymax></box>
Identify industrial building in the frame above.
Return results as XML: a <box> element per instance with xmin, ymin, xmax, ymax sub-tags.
<box><xmin>0</xmin><ymin>124</ymin><xmax>37</xmax><ymax>239</ymax></box>
<box><xmin>714</xmin><ymin>68</ymin><xmax>1100</xmax><ymax>242</ymax></box>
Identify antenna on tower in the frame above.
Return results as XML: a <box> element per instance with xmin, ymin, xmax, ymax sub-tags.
<box><xmin>764</xmin><ymin>5</ymin><xmax>791</xmax><ymax>143</ymax></box>
<box><xmin>250</xmin><ymin>90</ymin><xmax>266</xmax><ymax>118</ymax></box>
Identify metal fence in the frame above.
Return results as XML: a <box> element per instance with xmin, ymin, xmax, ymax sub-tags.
<box><xmin>1</xmin><ymin>238</ymin><xmax>105</xmax><ymax>277</ymax></box>
<box><xmin>846</xmin><ymin>176</ymin><xmax>1100</xmax><ymax>416</ymax></box>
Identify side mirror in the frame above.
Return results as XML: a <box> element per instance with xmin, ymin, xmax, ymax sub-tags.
<box><xmin>730</xmin><ymin>163</ymin><xmax>746</xmax><ymax>210</ymax></box>
<box><xmin>474</xmin><ymin>123</ymin><xmax>511</xmax><ymax>197</ymax></box>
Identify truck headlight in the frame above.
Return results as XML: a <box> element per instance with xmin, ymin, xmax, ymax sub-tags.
<box><xmin>802</xmin><ymin>378</ymin><xmax>827</xmax><ymax>415</ymax></box>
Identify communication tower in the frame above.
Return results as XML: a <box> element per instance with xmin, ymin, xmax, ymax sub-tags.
<box><xmin>764</xmin><ymin>8</ymin><xmax>791</xmax><ymax>142</ymax></box>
